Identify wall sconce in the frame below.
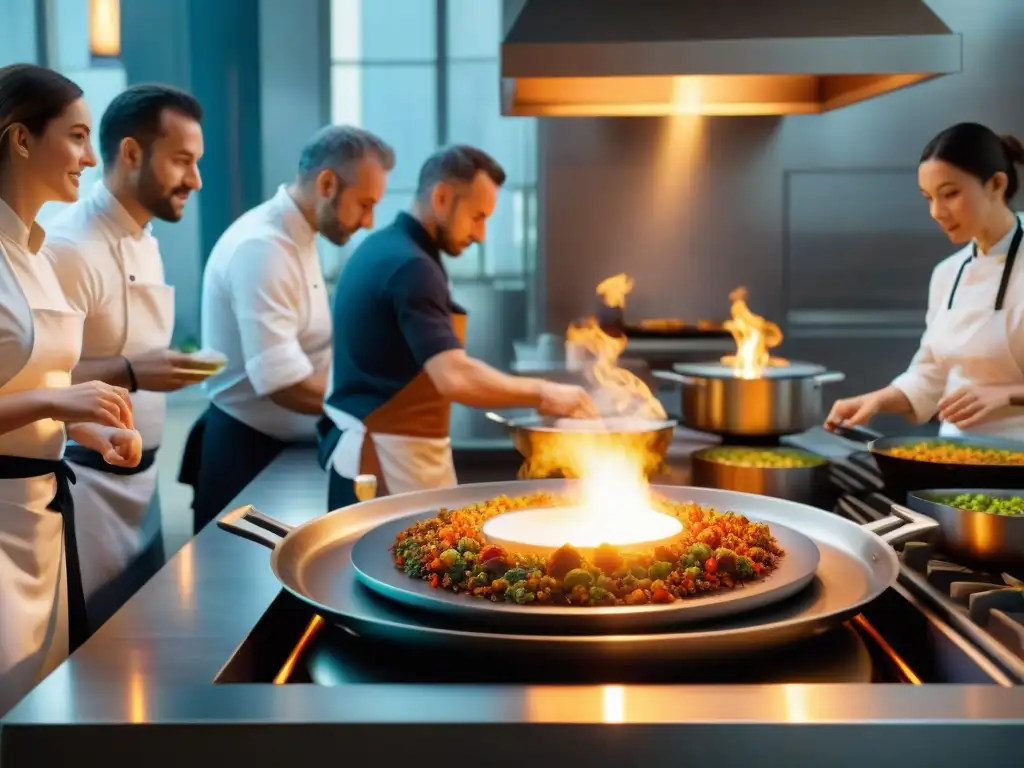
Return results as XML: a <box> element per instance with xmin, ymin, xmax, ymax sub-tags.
<box><xmin>89</xmin><ymin>0</ymin><xmax>121</xmax><ymax>58</ymax></box>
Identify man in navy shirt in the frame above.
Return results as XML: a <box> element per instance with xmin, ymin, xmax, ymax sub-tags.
<box><xmin>319</xmin><ymin>145</ymin><xmax>595</xmax><ymax>509</ymax></box>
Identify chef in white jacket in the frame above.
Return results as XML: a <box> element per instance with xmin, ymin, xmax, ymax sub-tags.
<box><xmin>181</xmin><ymin>125</ymin><xmax>394</xmax><ymax>532</ymax></box>
<box><xmin>827</xmin><ymin>122</ymin><xmax>1024</xmax><ymax>438</ymax></box>
<box><xmin>0</xmin><ymin>64</ymin><xmax>141</xmax><ymax>717</ymax></box>
<box><xmin>45</xmin><ymin>84</ymin><xmax>205</xmax><ymax>631</ymax></box>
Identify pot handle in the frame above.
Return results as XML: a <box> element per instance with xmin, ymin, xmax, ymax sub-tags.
<box><xmin>860</xmin><ymin>503</ymin><xmax>940</xmax><ymax>547</ymax></box>
<box><xmin>831</xmin><ymin>424</ymin><xmax>884</xmax><ymax>444</ymax></box>
<box><xmin>217</xmin><ymin>504</ymin><xmax>294</xmax><ymax>550</ymax></box>
<box><xmin>813</xmin><ymin>371</ymin><xmax>846</xmax><ymax>386</ymax></box>
<box><xmin>485</xmin><ymin>411</ymin><xmax>511</xmax><ymax>426</ymax></box>
<box><xmin>653</xmin><ymin>370</ymin><xmax>702</xmax><ymax>386</ymax></box>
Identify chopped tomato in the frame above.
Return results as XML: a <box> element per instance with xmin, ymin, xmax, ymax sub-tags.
<box><xmin>428</xmin><ymin>574</ymin><xmax>440</xmax><ymax>588</ymax></box>
<box><xmin>704</xmin><ymin>557</ymin><xmax>717</xmax><ymax>574</ymax></box>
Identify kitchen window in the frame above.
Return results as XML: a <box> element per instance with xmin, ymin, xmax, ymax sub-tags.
<box><xmin>324</xmin><ymin>0</ymin><xmax>539</xmax><ymax>343</ymax></box>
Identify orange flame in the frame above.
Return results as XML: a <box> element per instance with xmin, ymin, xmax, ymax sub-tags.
<box><xmin>720</xmin><ymin>286</ymin><xmax>787</xmax><ymax>378</ymax></box>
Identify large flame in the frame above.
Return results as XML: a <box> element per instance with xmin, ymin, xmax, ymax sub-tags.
<box><xmin>566</xmin><ymin>273</ymin><xmax>667</xmax><ymax>420</ymax></box>
<box><xmin>485</xmin><ymin>441</ymin><xmax>682</xmax><ymax>553</ymax></box>
<box><xmin>720</xmin><ymin>286</ymin><xmax>787</xmax><ymax>378</ymax></box>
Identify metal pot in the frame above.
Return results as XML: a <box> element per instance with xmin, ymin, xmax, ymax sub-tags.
<box><xmin>654</xmin><ymin>361</ymin><xmax>845</xmax><ymax>437</ymax></box>
<box><xmin>691</xmin><ymin>447</ymin><xmax>831</xmax><ymax>505</ymax></box>
<box><xmin>906</xmin><ymin>488</ymin><xmax>1024</xmax><ymax>568</ymax></box>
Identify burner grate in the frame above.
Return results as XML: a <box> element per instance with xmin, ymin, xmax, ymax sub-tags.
<box><xmin>829</xmin><ymin>452</ymin><xmax>1024</xmax><ymax>679</ymax></box>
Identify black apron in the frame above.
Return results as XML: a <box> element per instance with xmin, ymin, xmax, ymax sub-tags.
<box><xmin>0</xmin><ymin>456</ymin><xmax>87</xmax><ymax>652</ymax></box>
<box><xmin>179</xmin><ymin>405</ymin><xmax>286</xmax><ymax>534</ymax></box>
<box><xmin>64</xmin><ymin>443</ymin><xmax>165</xmax><ymax>634</ymax></box>
<box><xmin>947</xmin><ymin>220</ymin><xmax>1022</xmax><ymax>310</ymax></box>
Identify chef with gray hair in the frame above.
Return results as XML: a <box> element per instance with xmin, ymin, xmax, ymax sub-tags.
<box><xmin>180</xmin><ymin>125</ymin><xmax>395</xmax><ymax>532</ymax></box>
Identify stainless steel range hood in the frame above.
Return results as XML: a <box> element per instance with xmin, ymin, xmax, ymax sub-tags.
<box><xmin>500</xmin><ymin>0</ymin><xmax>962</xmax><ymax>117</ymax></box>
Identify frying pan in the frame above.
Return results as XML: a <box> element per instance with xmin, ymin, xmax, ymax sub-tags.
<box><xmin>485</xmin><ymin>412</ymin><xmax>677</xmax><ymax>477</ymax></box>
<box><xmin>217</xmin><ymin>480</ymin><xmax>937</xmax><ymax>659</ymax></box>
<box><xmin>832</xmin><ymin>425</ymin><xmax>1024</xmax><ymax>492</ymax></box>
<box><xmin>907</xmin><ymin>488</ymin><xmax>1024</xmax><ymax>568</ymax></box>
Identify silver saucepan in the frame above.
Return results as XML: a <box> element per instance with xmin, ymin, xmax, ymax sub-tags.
<box><xmin>654</xmin><ymin>361</ymin><xmax>845</xmax><ymax>437</ymax></box>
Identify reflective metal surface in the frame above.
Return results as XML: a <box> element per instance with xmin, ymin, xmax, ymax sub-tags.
<box><xmin>908</xmin><ymin>488</ymin><xmax>1024</xmax><ymax>567</ymax></box>
<box><xmin>691</xmin><ymin>448</ymin><xmax>832</xmax><ymax>504</ymax></box>
<box><xmin>655</xmin><ymin>365</ymin><xmax>845</xmax><ymax>437</ymax></box>
<box><xmin>2</xmin><ymin>446</ymin><xmax>1022</xmax><ymax>768</ymax></box>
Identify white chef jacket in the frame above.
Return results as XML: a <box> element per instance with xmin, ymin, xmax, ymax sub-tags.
<box><xmin>45</xmin><ymin>181</ymin><xmax>170</xmax><ymax>447</ymax></box>
<box><xmin>891</xmin><ymin>214</ymin><xmax>1024</xmax><ymax>436</ymax></box>
<box><xmin>201</xmin><ymin>185</ymin><xmax>332</xmax><ymax>441</ymax></box>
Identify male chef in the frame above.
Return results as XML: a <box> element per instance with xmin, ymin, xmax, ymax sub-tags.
<box><xmin>46</xmin><ymin>84</ymin><xmax>205</xmax><ymax>630</ymax></box>
<box><xmin>181</xmin><ymin>125</ymin><xmax>395</xmax><ymax>533</ymax></box>
<box><xmin>319</xmin><ymin>144</ymin><xmax>596</xmax><ymax>510</ymax></box>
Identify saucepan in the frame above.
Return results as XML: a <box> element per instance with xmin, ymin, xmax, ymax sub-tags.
<box><xmin>832</xmin><ymin>425</ymin><xmax>1024</xmax><ymax>491</ymax></box>
<box><xmin>906</xmin><ymin>488</ymin><xmax>1024</xmax><ymax>568</ymax></box>
<box><xmin>654</xmin><ymin>362</ymin><xmax>845</xmax><ymax>437</ymax></box>
<box><xmin>485</xmin><ymin>412</ymin><xmax>677</xmax><ymax>478</ymax></box>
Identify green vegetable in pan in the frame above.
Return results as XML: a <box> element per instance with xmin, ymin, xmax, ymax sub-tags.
<box><xmin>936</xmin><ymin>493</ymin><xmax>1024</xmax><ymax>517</ymax></box>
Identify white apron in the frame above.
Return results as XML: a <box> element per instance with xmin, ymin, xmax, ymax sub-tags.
<box><xmin>930</xmin><ymin>221</ymin><xmax>1024</xmax><ymax>438</ymax></box>
<box><xmin>324</xmin><ymin>313</ymin><xmax>466</xmax><ymax>498</ymax></box>
<box><xmin>70</xmin><ymin>237</ymin><xmax>174</xmax><ymax>602</ymax></box>
<box><xmin>0</xmin><ymin>299</ymin><xmax>85</xmax><ymax>715</ymax></box>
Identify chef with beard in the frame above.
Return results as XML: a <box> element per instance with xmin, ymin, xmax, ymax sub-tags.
<box><xmin>45</xmin><ymin>84</ymin><xmax>205</xmax><ymax>630</ymax></box>
<box><xmin>181</xmin><ymin>125</ymin><xmax>394</xmax><ymax>532</ymax></box>
<box><xmin>319</xmin><ymin>145</ymin><xmax>595</xmax><ymax>510</ymax></box>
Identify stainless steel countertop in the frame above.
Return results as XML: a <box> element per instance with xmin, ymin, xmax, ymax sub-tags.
<box><xmin>2</xmin><ymin>439</ymin><xmax>1023</xmax><ymax>767</ymax></box>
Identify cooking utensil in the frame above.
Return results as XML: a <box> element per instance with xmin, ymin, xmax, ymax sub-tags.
<box><xmin>485</xmin><ymin>412</ymin><xmax>677</xmax><ymax>477</ymax></box>
<box><xmin>349</xmin><ymin>512</ymin><xmax>821</xmax><ymax>632</ymax></box>
<box><xmin>832</xmin><ymin>425</ymin><xmax>1024</xmax><ymax>491</ymax></box>
<box><xmin>906</xmin><ymin>488</ymin><xmax>1024</xmax><ymax>567</ymax></box>
<box><xmin>217</xmin><ymin>480</ymin><xmax>936</xmax><ymax>659</ymax></box>
<box><xmin>691</xmin><ymin>446</ymin><xmax>831</xmax><ymax>505</ymax></box>
<box><xmin>654</xmin><ymin>362</ymin><xmax>845</xmax><ymax>437</ymax></box>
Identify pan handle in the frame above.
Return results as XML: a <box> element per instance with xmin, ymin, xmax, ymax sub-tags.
<box><xmin>652</xmin><ymin>370</ymin><xmax>702</xmax><ymax>386</ymax></box>
<box><xmin>217</xmin><ymin>504</ymin><xmax>295</xmax><ymax>550</ymax></box>
<box><xmin>830</xmin><ymin>424</ymin><xmax>884</xmax><ymax>444</ymax></box>
<box><xmin>812</xmin><ymin>371</ymin><xmax>846</xmax><ymax>386</ymax></box>
<box><xmin>485</xmin><ymin>411</ymin><xmax>510</xmax><ymax>426</ymax></box>
<box><xmin>861</xmin><ymin>503</ymin><xmax>941</xmax><ymax>547</ymax></box>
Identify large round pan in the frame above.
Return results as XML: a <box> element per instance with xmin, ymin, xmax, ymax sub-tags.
<box><xmin>485</xmin><ymin>412</ymin><xmax>677</xmax><ymax>477</ymax></box>
<box><xmin>907</xmin><ymin>488</ymin><xmax>1024</xmax><ymax>568</ymax></box>
<box><xmin>348</xmin><ymin>511</ymin><xmax>821</xmax><ymax>633</ymax></box>
<box><xmin>217</xmin><ymin>481</ymin><xmax>937</xmax><ymax>659</ymax></box>
<box><xmin>833</xmin><ymin>425</ymin><xmax>1024</xmax><ymax>491</ymax></box>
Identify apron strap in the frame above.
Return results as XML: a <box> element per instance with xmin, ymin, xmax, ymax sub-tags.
<box><xmin>0</xmin><ymin>456</ymin><xmax>88</xmax><ymax>651</ymax></box>
<box><xmin>950</xmin><ymin>220</ymin><xmax>1022</xmax><ymax>310</ymax></box>
<box><xmin>64</xmin><ymin>443</ymin><xmax>158</xmax><ymax>476</ymax></box>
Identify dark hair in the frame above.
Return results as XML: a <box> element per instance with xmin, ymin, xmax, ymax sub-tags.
<box><xmin>415</xmin><ymin>144</ymin><xmax>506</xmax><ymax>201</ymax></box>
<box><xmin>0</xmin><ymin>63</ymin><xmax>83</xmax><ymax>167</ymax></box>
<box><xmin>99</xmin><ymin>83</ymin><xmax>203</xmax><ymax>167</ymax></box>
<box><xmin>920</xmin><ymin>122</ymin><xmax>1024</xmax><ymax>201</ymax></box>
<box><xmin>297</xmin><ymin>125</ymin><xmax>395</xmax><ymax>185</ymax></box>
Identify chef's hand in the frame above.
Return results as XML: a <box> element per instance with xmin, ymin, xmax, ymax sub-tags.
<box><xmin>50</xmin><ymin>381</ymin><xmax>134</xmax><ymax>429</ymax></box>
<box><xmin>66</xmin><ymin>424</ymin><xmax>143</xmax><ymax>468</ymax></box>
<box><xmin>538</xmin><ymin>383</ymin><xmax>599</xmax><ymax>419</ymax></box>
<box><xmin>129</xmin><ymin>349</ymin><xmax>213</xmax><ymax>392</ymax></box>
<box><xmin>824</xmin><ymin>393</ymin><xmax>884</xmax><ymax>431</ymax></box>
<box><xmin>938</xmin><ymin>384</ymin><xmax>1015</xmax><ymax>429</ymax></box>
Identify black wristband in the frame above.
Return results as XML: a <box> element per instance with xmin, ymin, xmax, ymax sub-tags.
<box><xmin>123</xmin><ymin>356</ymin><xmax>139</xmax><ymax>392</ymax></box>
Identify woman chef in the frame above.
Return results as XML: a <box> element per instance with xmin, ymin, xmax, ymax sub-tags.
<box><xmin>0</xmin><ymin>64</ymin><xmax>142</xmax><ymax>716</ymax></box>
<box><xmin>827</xmin><ymin>123</ymin><xmax>1024</xmax><ymax>438</ymax></box>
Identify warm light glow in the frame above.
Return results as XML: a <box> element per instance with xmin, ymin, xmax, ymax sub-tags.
<box><xmin>602</xmin><ymin>685</ymin><xmax>626</xmax><ymax>723</ymax></box>
<box><xmin>503</xmin><ymin>74</ymin><xmax>937</xmax><ymax>117</ymax></box>
<box><xmin>89</xmin><ymin>0</ymin><xmax>121</xmax><ymax>57</ymax></box>
<box><xmin>483</xmin><ymin>444</ymin><xmax>683</xmax><ymax>555</ymax></box>
<box><xmin>720</xmin><ymin>286</ymin><xmax>788</xmax><ymax>378</ymax></box>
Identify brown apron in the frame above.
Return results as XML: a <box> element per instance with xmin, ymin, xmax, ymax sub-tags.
<box><xmin>326</xmin><ymin>313</ymin><xmax>466</xmax><ymax>496</ymax></box>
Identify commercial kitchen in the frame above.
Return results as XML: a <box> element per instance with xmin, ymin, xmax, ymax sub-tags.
<box><xmin>3</xmin><ymin>0</ymin><xmax>1024</xmax><ymax>766</ymax></box>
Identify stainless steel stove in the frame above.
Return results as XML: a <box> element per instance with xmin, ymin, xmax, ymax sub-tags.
<box><xmin>832</xmin><ymin>450</ymin><xmax>1024</xmax><ymax>683</ymax></box>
